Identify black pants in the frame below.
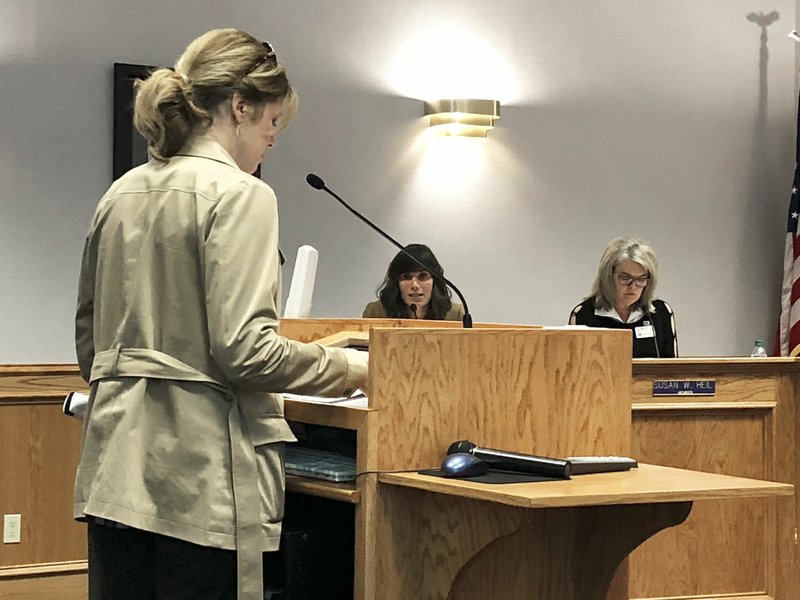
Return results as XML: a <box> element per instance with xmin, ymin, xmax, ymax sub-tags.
<box><xmin>88</xmin><ymin>522</ymin><xmax>237</xmax><ymax>599</ymax></box>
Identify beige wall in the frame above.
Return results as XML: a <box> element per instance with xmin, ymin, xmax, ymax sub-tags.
<box><xmin>0</xmin><ymin>0</ymin><xmax>796</xmax><ymax>360</ymax></box>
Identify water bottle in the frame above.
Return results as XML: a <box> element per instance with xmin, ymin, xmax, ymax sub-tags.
<box><xmin>750</xmin><ymin>340</ymin><xmax>768</xmax><ymax>358</ymax></box>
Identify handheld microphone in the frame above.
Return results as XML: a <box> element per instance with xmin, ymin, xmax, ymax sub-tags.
<box><xmin>305</xmin><ymin>173</ymin><xmax>473</xmax><ymax>328</ymax></box>
<box><xmin>447</xmin><ymin>440</ymin><xmax>572</xmax><ymax>479</ymax></box>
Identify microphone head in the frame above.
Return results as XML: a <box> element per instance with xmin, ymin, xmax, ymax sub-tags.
<box><xmin>447</xmin><ymin>440</ymin><xmax>476</xmax><ymax>455</ymax></box>
<box><xmin>306</xmin><ymin>173</ymin><xmax>325</xmax><ymax>190</ymax></box>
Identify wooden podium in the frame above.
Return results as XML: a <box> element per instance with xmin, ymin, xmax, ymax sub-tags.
<box><xmin>281</xmin><ymin>319</ymin><xmax>792</xmax><ymax>600</ymax></box>
<box><xmin>0</xmin><ymin>325</ymin><xmax>796</xmax><ymax>599</ymax></box>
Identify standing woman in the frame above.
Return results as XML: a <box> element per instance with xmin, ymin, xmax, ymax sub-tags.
<box><xmin>569</xmin><ymin>236</ymin><xmax>678</xmax><ymax>358</ymax></box>
<box><xmin>362</xmin><ymin>243</ymin><xmax>465</xmax><ymax>320</ymax></box>
<box><xmin>74</xmin><ymin>29</ymin><xmax>367</xmax><ymax>600</ymax></box>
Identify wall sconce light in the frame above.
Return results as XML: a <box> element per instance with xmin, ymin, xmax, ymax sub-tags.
<box><xmin>423</xmin><ymin>99</ymin><xmax>500</xmax><ymax>137</ymax></box>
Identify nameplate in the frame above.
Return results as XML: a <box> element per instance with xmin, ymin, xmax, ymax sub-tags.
<box><xmin>652</xmin><ymin>380</ymin><xmax>716</xmax><ymax>396</ymax></box>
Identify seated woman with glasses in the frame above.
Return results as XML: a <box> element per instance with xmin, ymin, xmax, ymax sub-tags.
<box><xmin>569</xmin><ymin>236</ymin><xmax>677</xmax><ymax>358</ymax></box>
<box><xmin>362</xmin><ymin>243</ymin><xmax>465</xmax><ymax>320</ymax></box>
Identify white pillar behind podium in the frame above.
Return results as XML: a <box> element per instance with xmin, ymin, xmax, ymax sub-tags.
<box><xmin>283</xmin><ymin>245</ymin><xmax>319</xmax><ymax>319</ymax></box>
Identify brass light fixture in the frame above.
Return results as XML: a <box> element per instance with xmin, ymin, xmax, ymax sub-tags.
<box><xmin>423</xmin><ymin>99</ymin><xmax>500</xmax><ymax>137</ymax></box>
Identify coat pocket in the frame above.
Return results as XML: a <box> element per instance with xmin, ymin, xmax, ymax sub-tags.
<box><xmin>246</xmin><ymin>414</ymin><xmax>297</xmax><ymax>446</ymax></box>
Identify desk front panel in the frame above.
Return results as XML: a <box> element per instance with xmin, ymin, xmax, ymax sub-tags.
<box><xmin>629</xmin><ymin>360</ymin><xmax>798</xmax><ymax>600</ymax></box>
<box><xmin>0</xmin><ymin>365</ymin><xmax>88</xmax><ymax>599</ymax></box>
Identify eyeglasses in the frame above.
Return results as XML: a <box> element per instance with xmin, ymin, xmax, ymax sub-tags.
<box><xmin>615</xmin><ymin>273</ymin><xmax>650</xmax><ymax>288</ymax></box>
<box><xmin>398</xmin><ymin>271</ymin><xmax>432</xmax><ymax>283</ymax></box>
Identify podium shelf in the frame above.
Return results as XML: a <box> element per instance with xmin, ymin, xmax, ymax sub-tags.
<box><xmin>285</xmin><ymin>474</ymin><xmax>360</xmax><ymax>503</ymax></box>
<box><xmin>285</xmin><ymin>399</ymin><xmax>370</xmax><ymax>430</ymax></box>
<box><xmin>377</xmin><ymin>463</ymin><xmax>793</xmax><ymax>509</ymax></box>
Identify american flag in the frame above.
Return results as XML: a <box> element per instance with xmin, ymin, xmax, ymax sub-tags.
<box><xmin>778</xmin><ymin>106</ymin><xmax>800</xmax><ymax>356</ymax></box>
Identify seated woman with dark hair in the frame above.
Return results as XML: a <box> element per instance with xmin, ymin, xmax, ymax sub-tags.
<box><xmin>362</xmin><ymin>244</ymin><xmax>465</xmax><ymax>321</ymax></box>
<box><xmin>569</xmin><ymin>236</ymin><xmax>678</xmax><ymax>358</ymax></box>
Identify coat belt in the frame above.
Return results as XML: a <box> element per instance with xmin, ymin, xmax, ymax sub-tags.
<box><xmin>91</xmin><ymin>345</ymin><xmax>264</xmax><ymax>600</ymax></box>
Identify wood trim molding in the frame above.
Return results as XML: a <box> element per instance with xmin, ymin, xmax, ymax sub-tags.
<box><xmin>0</xmin><ymin>364</ymin><xmax>86</xmax><ymax>402</ymax></box>
<box><xmin>0</xmin><ymin>365</ymin><xmax>80</xmax><ymax>374</ymax></box>
<box><xmin>0</xmin><ymin>560</ymin><xmax>88</xmax><ymax>579</ymax></box>
<box><xmin>633</xmin><ymin>401</ymin><xmax>777</xmax><ymax>413</ymax></box>
<box><xmin>633</xmin><ymin>357</ymin><xmax>800</xmax><ymax>375</ymax></box>
<box><xmin>630</xmin><ymin>594</ymin><xmax>772</xmax><ymax>600</ymax></box>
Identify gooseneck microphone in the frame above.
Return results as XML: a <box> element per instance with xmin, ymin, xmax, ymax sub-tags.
<box><xmin>447</xmin><ymin>440</ymin><xmax>572</xmax><ymax>479</ymax></box>
<box><xmin>306</xmin><ymin>173</ymin><xmax>473</xmax><ymax>328</ymax></box>
<box><xmin>644</xmin><ymin>310</ymin><xmax>660</xmax><ymax>359</ymax></box>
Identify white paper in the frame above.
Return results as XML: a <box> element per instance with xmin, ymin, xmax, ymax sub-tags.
<box><xmin>283</xmin><ymin>389</ymin><xmax>368</xmax><ymax>408</ymax></box>
<box><xmin>63</xmin><ymin>391</ymin><xmax>89</xmax><ymax>420</ymax></box>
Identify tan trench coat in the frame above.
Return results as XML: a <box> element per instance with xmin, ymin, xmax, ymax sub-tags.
<box><xmin>75</xmin><ymin>136</ymin><xmax>367</xmax><ymax>599</ymax></box>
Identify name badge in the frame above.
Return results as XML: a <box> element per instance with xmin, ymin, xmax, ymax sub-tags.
<box><xmin>635</xmin><ymin>324</ymin><xmax>655</xmax><ymax>339</ymax></box>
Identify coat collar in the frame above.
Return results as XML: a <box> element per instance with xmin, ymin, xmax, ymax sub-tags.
<box><xmin>175</xmin><ymin>135</ymin><xmax>240</xmax><ymax>171</ymax></box>
<box><xmin>172</xmin><ymin>136</ymin><xmax>284</xmax><ymax>266</ymax></box>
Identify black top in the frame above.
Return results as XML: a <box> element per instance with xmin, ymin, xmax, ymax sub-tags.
<box><xmin>569</xmin><ymin>297</ymin><xmax>677</xmax><ymax>358</ymax></box>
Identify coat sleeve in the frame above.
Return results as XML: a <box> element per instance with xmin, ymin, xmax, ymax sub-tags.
<box><xmin>362</xmin><ymin>301</ymin><xmax>384</xmax><ymax>318</ymax></box>
<box><xmin>204</xmin><ymin>180</ymin><xmax>367</xmax><ymax>395</ymax></box>
<box><xmin>450</xmin><ymin>303</ymin><xmax>465</xmax><ymax>321</ymax></box>
<box><xmin>75</xmin><ymin>217</ymin><xmax>100</xmax><ymax>383</ymax></box>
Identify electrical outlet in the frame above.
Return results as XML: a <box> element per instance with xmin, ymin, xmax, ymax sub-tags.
<box><xmin>3</xmin><ymin>514</ymin><xmax>21</xmax><ymax>544</ymax></box>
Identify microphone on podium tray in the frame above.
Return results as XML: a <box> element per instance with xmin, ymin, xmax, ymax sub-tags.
<box><xmin>447</xmin><ymin>440</ymin><xmax>572</xmax><ymax>479</ymax></box>
<box><xmin>305</xmin><ymin>173</ymin><xmax>473</xmax><ymax>328</ymax></box>
<box><xmin>410</xmin><ymin>303</ymin><xmax>418</xmax><ymax>318</ymax></box>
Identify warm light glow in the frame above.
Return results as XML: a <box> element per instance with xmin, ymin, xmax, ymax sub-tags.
<box><xmin>407</xmin><ymin>131</ymin><xmax>490</xmax><ymax>202</ymax></box>
<box><xmin>428</xmin><ymin>122</ymin><xmax>493</xmax><ymax>138</ymax></box>
<box><xmin>384</xmin><ymin>25</ymin><xmax>520</xmax><ymax>104</ymax></box>
<box><xmin>353</xmin><ymin>21</ymin><xmax>520</xmax><ymax>196</ymax></box>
